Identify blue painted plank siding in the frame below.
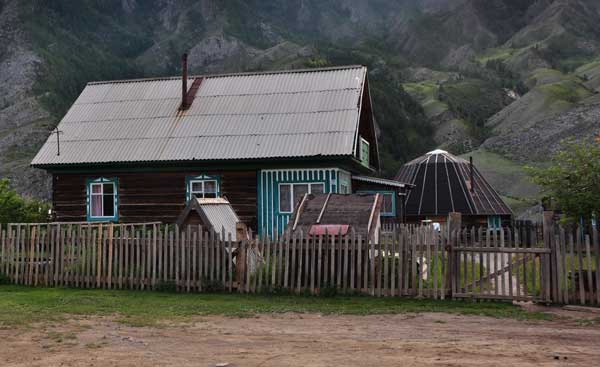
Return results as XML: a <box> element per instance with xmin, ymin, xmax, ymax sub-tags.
<box><xmin>258</xmin><ymin>168</ymin><xmax>351</xmax><ymax>237</ymax></box>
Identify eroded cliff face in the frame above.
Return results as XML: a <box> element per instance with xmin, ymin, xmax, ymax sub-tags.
<box><xmin>1</xmin><ymin>0</ymin><xmax>599</xmax><ymax>209</ymax></box>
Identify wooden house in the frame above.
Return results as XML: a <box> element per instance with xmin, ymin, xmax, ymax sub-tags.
<box><xmin>395</xmin><ymin>149</ymin><xmax>513</xmax><ymax>228</ymax></box>
<box><xmin>32</xmin><ymin>59</ymin><xmax>404</xmax><ymax>237</ymax></box>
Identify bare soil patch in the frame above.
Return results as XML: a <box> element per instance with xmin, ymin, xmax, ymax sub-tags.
<box><xmin>0</xmin><ymin>309</ymin><xmax>599</xmax><ymax>367</ymax></box>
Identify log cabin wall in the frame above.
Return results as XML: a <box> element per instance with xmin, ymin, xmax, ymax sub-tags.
<box><xmin>52</xmin><ymin>170</ymin><xmax>257</xmax><ymax>229</ymax></box>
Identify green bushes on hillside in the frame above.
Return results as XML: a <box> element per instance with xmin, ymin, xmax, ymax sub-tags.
<box><xmin>0</xmin><ymin>179</ymin><xmax>49</xmax><ymax>224</ymax></box>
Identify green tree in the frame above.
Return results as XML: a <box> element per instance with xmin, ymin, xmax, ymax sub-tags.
<box><xmin>527</xmin><ymin>140</ymin><xmax>600</xmax><ymax>222</ymax></box>
<box><xmin>0</xmin><ymin>179</ymin><xmax>49</xmax><ymax>224</ymax></box>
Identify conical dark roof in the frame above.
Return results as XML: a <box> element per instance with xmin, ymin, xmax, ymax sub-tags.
<box><xmin>395</xmin><ymin>150</ymin><xmax>512</xmax><ymax>217</ymax></box>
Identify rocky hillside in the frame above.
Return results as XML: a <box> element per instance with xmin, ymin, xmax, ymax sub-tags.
<box><xmin>1</xmin><ymin>0</ymin><xmax>600</xmax><ymax>215</ymax></box>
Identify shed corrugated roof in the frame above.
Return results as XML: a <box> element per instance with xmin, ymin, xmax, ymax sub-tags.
<box><xmin>178</xmin><ymin>198</ymin><xmax>240</xmax><ymax>241</ymax></box>
<box><xmin>32</xmin><ymin>66</ymin><xmax>367</xmax><ymax>166</ymax></box>
<box><xmin>395</xmin><ymin>150</ymin><xmax>513</xmax><ymax>217</ymax></box>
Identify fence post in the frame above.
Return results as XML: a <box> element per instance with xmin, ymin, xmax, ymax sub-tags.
<box><xmin>447</xmin><ymin>212</ymin><xmax>461</xmax><ymax>299</ymax></box>
<box><xmin>542</xmin><ymin>211</ymin><xmax>554</xmax><ymax>302</ymax></box>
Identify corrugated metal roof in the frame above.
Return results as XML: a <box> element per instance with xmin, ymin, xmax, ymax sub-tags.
<box><xmin>352</xmin><ymin>175</ymin><xmax>412</xmax><ymax>189</ymax></box>
<box><xmin>196</xmin><ymin>198</ymin><xmax>240</xmax><ymax>241</ymax></box>
<box><xmin>32</xmin><ymin>65</ymin><xmax>367</xmax><ymax>166</ymax></box>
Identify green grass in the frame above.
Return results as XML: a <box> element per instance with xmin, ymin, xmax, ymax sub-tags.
<box><xmin>476</xmin><ymin>47</ymin><xmax>518</xmax><ymax>65</ymax></box>
<box><xmin>521</xmin><ymin>254</ymin><xmax>599</xmax><ymax>297</ymax></box>
<box><xmin>0</xmin><ymin>285</ymin><xmax>551</xmax><ymax>328</ymax></box>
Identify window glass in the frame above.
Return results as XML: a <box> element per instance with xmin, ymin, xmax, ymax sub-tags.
<box><xmin>381</xmin><ymin>193</ymin><xmax>394</xmax><ymax>215</ymax></box>
<box><xmin>294</xmin><ymin>184</ymin><xmax>309</xmax><ymax>207</ymax></box>
<box><xmin>279</xmin><ymin>184</ymin><xmax>292</xmax><ymax>212</ymax></box>
<box><xmin>191</xmin><ymin>182</ymin><xmax>203</xmax><ymax>192</ymax></box>
<box><xmin>103</xmin><ymin>192</ymin><xmax>115</xmax><ymax>217</ymax></box>
<box><xmin>89</xmin><ymin>180</ymin><xmax>117</xmax><ymax>219</ymax></box>
<box><xmin>310</xmin><ymin>184</ymin><xmax>324</xmax><ymax>194</ymax></box>
<box><xmin>360</xmin><ymin>138</ymin><xmax>370</xmax><ymax>167</ymax></box>
<box><xmin>189</xmin><ymin>179</ymin><xmax>219</xmax><ymax>199</ymax></box>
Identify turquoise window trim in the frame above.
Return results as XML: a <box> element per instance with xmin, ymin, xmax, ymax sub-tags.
<box><xmin>357</xmin><ymin>190</ymin><xmax>396</xmax><ymax>217</ymax></box>
<box><xmin>488</xmin><ymin>215</ymin><xmax>502</xmax><ymax>229</ymax></box>
<box><xmin>185</xmin><ymin>174</ymin><xmax>221</xmax><ymax>201</ymax></box>
<box><xmin>277</xmin><ymin>182</ymin><xmax>326</xmax><ymax>214</ymax></box>
<box><xmin>86</xmin><ymin>177</ymin><xmax>119</xmax><ymax>222</ymax></box>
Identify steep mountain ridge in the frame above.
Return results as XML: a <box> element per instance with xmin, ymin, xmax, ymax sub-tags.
<box><xmin>0</xmin><ymin>0</ymin><xmax>599</xmax><ymax>216</ymax></box>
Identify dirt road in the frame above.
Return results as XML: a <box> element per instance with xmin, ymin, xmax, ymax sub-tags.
<box><xmin>1</xmin><ymin>310</ymin><xmax>599</xmax><ymax>367</ymax></box>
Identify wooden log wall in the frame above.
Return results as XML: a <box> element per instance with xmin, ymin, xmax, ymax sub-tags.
<box><xmin>52</xmin><ymin>170</ymin><xmax>257</xmax><ymax>228</ymax></box>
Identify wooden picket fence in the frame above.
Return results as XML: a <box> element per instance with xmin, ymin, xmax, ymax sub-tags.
<box><xmin>0</xmin><ymin>221</ymin><xmax>598</xmax><ymax>305</ymax></box>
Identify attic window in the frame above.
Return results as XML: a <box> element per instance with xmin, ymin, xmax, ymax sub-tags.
<box><xmin>87</xmin><ymin>178</ymin><xmax>119</xmax><ymax>222</ymax></box>
<box><xmin>186</xmin><ymin>175</ymin><xmax>220</xmax><ymax>201</ymax></box>
<box><xmin>360</xmin><ymin>137</ymin><xmax>370</xmax><ymax>167</ymax></box>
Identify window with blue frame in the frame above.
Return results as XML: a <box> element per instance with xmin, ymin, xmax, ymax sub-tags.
<box><xmin>357</xmin><ymin>190</ymin><xmax>396</xmax><ymax>217</ymax></box>
<box><xmin>279</xmin><ymin>183</ymin><xmax>325</xmax><ymax>213</ymax></box>
<box><xmin>87</xmin><ymin>178</ymin><xmax>118</xmax><ymax>221</ymax></box>
<box><xmin>186</xmin><ymin>175</ymin><xmax>220</xmax><ymax>201</ymax></box>
<box><xmin>488</xmin><ymin>215</ymin><xmax>502</xmax><ymax>229</ymax></box>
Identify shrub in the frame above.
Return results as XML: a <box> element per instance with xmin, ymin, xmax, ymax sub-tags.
<box><xmin>0</xmin><ymin>179</ymin><xmax>50</xmax><ymax>224</ymax></box>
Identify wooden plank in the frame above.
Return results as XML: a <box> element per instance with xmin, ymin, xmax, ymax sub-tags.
<box><xmin>278</xmin><ymin>233</ymin><xmax>284</xmax><ymax>288</ymax></box>
<box><xmin>221</xmin><ymin>231</ymin><xmax>227</xmax><ymax>288</ymax></box>
<box><xmin>336</xmin><ymin>232</ymin><xmax>342</xmax><ymax>290</ymax></box>
<box><xmin>576</xmin><ymin>228</ymin><xmax>585</xmax><ymax>305</ymax></box>
<box><xmin>398</xmin><ymin>230</ymin><xmax>405</xmax><ymax>296</ymax></box>
<box><xmin>310</xmin><ymin>235</ymin><xmax>316</xmax><ymax>295</ymax></box>
<box><xmin>107</xmin><ymin>224</ymin><xmax>114</xmax><ymax>289</ymax></box>
<box><xmin>585</xmin><ymin>235</ymin><xmax>594</xmax><ymax>305</ymax></box>
<box><xmin>343</xmin><ymin>234</ymin><xmax>349</xmax><ymax>294</ymax></box>
<box><xmin>192</xmin><ymin>231</ymin><xmax>197</xmax><ymax>292</ymax></box>
<box><xmin>245</xmin><ymin>240</ymin><xmax>251</xmax><ymax>294</ymax></box>
<box><xmin>197</xmin><ymin>228</ymin><xmax>203</xmax><ymax>291</ymax></box>
<box><xmin>370</xmin><ymin>237</ymin><xmax>376</xmax><ymax>296</ymax></box>
<box><xmin>306</xmin><ymin>233</ymin><xmax>312</xmax><ymax>290</ymax></box>
<box><xmin>417</xmin><ymin>229</ymin><xmax>424</xmax><ymax>298</ymax></box>
<box><xmin>174</xmin><ymin>227</ymin><xmax>180</xmax><ymax>290</ymax></box>
<box><xmin>95</xmin><ymin>224</ymin><xmax>102</xmax><ymax>288</ymax></box>
<box><xmin>506</xmin><ymin>228</ymin><xmax>513</xmax><ymax>299</ymax></box>
<box><xmin>185</xmin><ymin>228</ymin><xmax>191</xmax><ymax>292</ymax></box>
<box><xmin>561</xmin><ymin>228</ymin><xmax>569</xmax><ymax>303</ymax></box>
<box><xmin>440</xmin><ymin>228</ymin><xmax>447</xmax><ymax>299</ymax></box>
<box><xmin>227</xmin><ymin>233</ymin><xmax>233</xmax><ymax>292</ymax></box>
<box><xmin>329</xmin><ymin>234</ymin><xmax>335</xmax><ymax>289</ymax></box>
<box><xmin>315</xmin><ymin>234</ymin><xmax>322</xmax><ymax>293</ymax></box>
<box><xmin>383</xmin><ymin>234</ymin><xmax>388</xmax><ymax>297</ymax></box>
<box><xmin>350</xmin><ymin>232</ymin><xmax>355</xmax><ymax>294</ymax></box>
<box><xmin>357</xmin><ymin>234</ymin><xmax>363</xmax><ymax>294</ymax></box>
<box><xmin>411</xmin><ymin>229</ymin><xmax>417</xmax><ymax>297</ymax></box>
<box><xmin>594</xmin><ymin>227</ymin><xmax>600</xmax><ymax>305</ymax></box>
<box><xmin>271</xmin><ymin>234</ymin><xmax>278</xmax><ymax>288</ymax></box>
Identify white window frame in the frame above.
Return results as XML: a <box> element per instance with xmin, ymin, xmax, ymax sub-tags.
<box><xmin>88</xmin><ymin>181</ymin><xmax>117</xmax><ymax>220</ymax></box>
<box><xmin>278</xmin><ymin>182</ymin><xmax>326</xmax><ymax>214</ymax></box>
<box><xmin>360</xmin><ymin>137</ymin><xmax>370</xmax><ymax>167</ymax></box>
<box><xmin>189</xmin><ymin>179</ymin><xmax>219</xmax><ymax>199</ymax></box>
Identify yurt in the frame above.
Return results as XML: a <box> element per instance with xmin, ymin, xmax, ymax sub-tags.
<box><xmin>395</xmin><ymin>150</ymin><xmax>512</xmax><ymax>227</ymax></box>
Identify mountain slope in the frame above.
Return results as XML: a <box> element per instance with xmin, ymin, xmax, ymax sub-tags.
<box><xmin>0</xmin><ymin>0</ymin><xmax>599</xmax><ymax>216</ymax></box>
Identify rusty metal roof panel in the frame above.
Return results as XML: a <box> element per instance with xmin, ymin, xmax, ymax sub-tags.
<box><xmin>32</xmin><ymin>66</ymin><xmax>366</xmax><ymax>166</ymax></box>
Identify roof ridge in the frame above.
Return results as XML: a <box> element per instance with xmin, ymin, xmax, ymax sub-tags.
<box><xmin>88</xmin><ymin>65</ymin><xmax>366</xmax><ymax>86</ymax></box>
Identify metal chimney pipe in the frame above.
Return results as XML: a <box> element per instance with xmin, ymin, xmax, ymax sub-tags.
<box><xmin>181</xmin><ymin>53</ymin><xmax>188</xmax><ymax>109</ymax></box>
<box><xmin>469</xmin><ymin>156</ymin><xmax>474</xmax><ymax>193</ymax></box>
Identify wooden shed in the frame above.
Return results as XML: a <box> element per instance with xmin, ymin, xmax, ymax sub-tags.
<box><xmin>288</xmin><ymin>193</ymin><xmax>382</xmax><ymax>242</ymax></box>
<box><xmin>176</xmin><ymin>198</ymin><xmax>243</xmax><ymax>241</ymax></box>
